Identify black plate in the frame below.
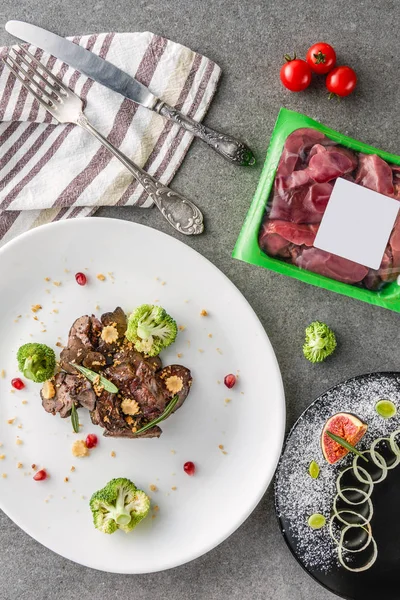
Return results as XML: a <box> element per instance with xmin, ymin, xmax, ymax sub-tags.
<box><xmin>275</xmin><ymin>372</ymin><xmax>400</xmax><ymax>600</ymax></box>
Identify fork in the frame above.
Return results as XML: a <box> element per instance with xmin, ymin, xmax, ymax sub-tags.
<box><xmin>3</xmin><ymin>46</ymin><xmax>204</xmax><ymax>236</ymax></box>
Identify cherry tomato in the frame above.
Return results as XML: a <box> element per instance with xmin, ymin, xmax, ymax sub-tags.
<box><xmin>326</xmin><ymin>66</ymin><xmax>357</xmax><ymax>97</ymax></box>
<box><xmin>306</xmin><ymin>42</ymin><xmax>336</xmax><ymax>75</ymax></box>
<box><xmin>280</xmin><ymin>55</ymin><xmax>312</xmax><ymax>92</ymax></box>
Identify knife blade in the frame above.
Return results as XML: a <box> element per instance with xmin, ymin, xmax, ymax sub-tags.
<box><xmin>5</xmin><ymin>20</ymin><xmax>255</xmax><ymax>166</ymax></box>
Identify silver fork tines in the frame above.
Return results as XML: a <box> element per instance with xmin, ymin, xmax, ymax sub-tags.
<box><xmin>1</xmin><ymin>47</ymin><xmax>204</xmax><ymax>235</ymax></box>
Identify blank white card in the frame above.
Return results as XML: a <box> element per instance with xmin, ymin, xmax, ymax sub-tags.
<box><xmin>313</xmin><ymin>178</ymin><xmax>399</xmax><ymax>270</ymax></box>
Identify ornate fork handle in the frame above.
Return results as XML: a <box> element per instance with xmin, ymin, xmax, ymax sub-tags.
<box><xmin>155</xmin><ymin>101</ymin><xmax>255</xmax><ymax>167</ymax></box>
<box><xmin>77</xmin><ymin>115</ymin><xmax>203</xmax><ymax>235</ymax></box>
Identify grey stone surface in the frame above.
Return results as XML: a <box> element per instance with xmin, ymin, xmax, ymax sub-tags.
<box><xmin>0</xmin><ymin>0</ymin><xmax>398</xmax><ymax>598</ymax></box>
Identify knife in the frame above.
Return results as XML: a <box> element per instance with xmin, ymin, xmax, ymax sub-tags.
<box><xmin>5</xmin><ymin>20</ymin><xmax>255</xmax><ymax>167</ymax></box>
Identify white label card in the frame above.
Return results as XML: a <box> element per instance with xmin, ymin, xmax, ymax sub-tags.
<box><xmin>313</xmin><ymin>178</ymin><xmax>399</xmax><ymax>270</ymax></box>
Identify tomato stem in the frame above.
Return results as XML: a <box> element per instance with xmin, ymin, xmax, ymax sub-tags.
<box><xmin>313</xmin><ymin>50</ymin><xmax>326</xmax><ymax>64</ymax></box>
<box><xmin>283</xmin><ymin>52</ymin><xmax>296</xmax><ymax>62</ymax></box>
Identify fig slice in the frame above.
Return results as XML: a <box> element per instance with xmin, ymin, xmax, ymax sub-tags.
<box><xmin>322</xmin><ymin>412</ymin><xmax>367</xmax><ymax>464</ymax></box>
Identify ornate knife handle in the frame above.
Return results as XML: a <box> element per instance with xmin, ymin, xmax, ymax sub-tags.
<box><xmin>155</xmin><ymin>101</ymin><xmax>255</xmax><ymax>167</ymax></box>
<box><xmin>77</xmin><ymin>115</ymin><xmax>204</xmax><ymax>235</ymax></box>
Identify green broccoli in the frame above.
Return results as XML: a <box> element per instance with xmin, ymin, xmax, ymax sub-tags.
<box><xmin>126</xmin><ymin>304</ymin><xmax>177</xmax><ymax>356</ymax></box>
<box><xmin>17</xmin><ymin>343</ymin><xmax>56</xmax><ymax>383</ymax></box>
<box><xmin>303</xmin><ymin>321</ymin><xmax>337</xmax><ymax>363</ymax></box>
<box><xmin>90</xmin><ymin>478</ymin><xmax>150</xmax><ymax>534</ymax></box>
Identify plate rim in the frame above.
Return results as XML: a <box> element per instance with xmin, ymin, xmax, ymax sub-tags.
<box><xmin>0</xmin><ymin>217</ymin><xmax>286</xmax><ymax>573</ymax></box>
<box><xmin>274</xmin><ymin>370</ymin><xmax>400</xmax><ymax>600</ymax></box>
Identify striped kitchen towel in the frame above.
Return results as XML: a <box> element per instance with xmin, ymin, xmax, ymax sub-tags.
<box><xmin>0</xmin><ymin>32</ymin><xmax>221</xmax><ymax>246</ymax></box>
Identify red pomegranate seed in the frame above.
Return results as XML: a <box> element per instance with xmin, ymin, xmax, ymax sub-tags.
<box><xmin>11</xmin><ymin>378</ymin><xmax>25</xmax><ymax>390</ymax></box>
<box><xmin>75</xmin><ymin>272</ymin><xmax>87</xmax><ymax>286</ymax></box>
<box><xmin>85</xmin><ymin>433</ymin><xmax>98</xmax><ymax>448</ymax></box>
<box><xmin>33</xmin><ymin>469</ymin><xmax>47</xmax><ymax>481</ymax></box>
<box><xmin>224</xmin><ymin>374</ymin><xmax>236</xmax><ymax>389</ymax></box>
<box><xmin>183</xmin><ymin>461</ymin><xmax>195</xmax><ymax>476</ymax></box>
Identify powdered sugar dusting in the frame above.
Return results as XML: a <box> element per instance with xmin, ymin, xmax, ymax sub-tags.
<box><xmin>275</xmin><ymin>372</ymin><xmax>400</xmax><ymax>572</ymax></box>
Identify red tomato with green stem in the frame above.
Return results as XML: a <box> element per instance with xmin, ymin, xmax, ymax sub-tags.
<box><xmin>326</xmin><ymin>66</ymin><xmax>357</xmax><ymax>97</ymax></box>
<box><xmin>306</xmin><ymin>42</ymin><xmax>336</xmax><ymax>74</ymax></box>
<box><xmin>280</xmin><ymin>54</ymin><xmax>312</xmax><ymax>92</ymax></box>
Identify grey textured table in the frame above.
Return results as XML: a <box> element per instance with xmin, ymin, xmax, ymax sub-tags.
<box><xmin>0</xmin><ymin>1</ymin><xmax>398</xmax><ymax>599</ymax></box>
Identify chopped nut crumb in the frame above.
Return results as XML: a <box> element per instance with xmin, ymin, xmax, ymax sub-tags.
<box><xmin>131</xmin><ymin>427</ymin><xmax>137</xmax><ymax>433</ymax></box>
<box><xmin>70</xmin><ymin>466</ymin><xmax>76</xmax><ymax>472</ymax></box>
<box><xmin>10</xmin><ymin>390</ymin><xmax>15</xmax><ymax>394</ymax></box>
<box><xmin>33</xmin><ymin>316</ymin><xmax>39</xmax><ymax>321</ymax></box>
<box><xmin>64</xmin><ymin>477</ymin><xmax>69</xmax><ymax>482</ymax></box>
<box><xmin>56</xmin><ymin>341</ymin><xmax>64</xmax><ymax>348</ymax></box>
<box><xmin>171</xmin><ymin>486</ymin><xmax>177</xmax><ymax>491</ymax></box>
<box><xmin>45</xmin><ymin>289</ymin><xmax>51</xmax><ymax>294</ymax></box>
<box><xmin>17</xmin><ymin>424</ymin><xmax>22</xmax><ymax>429</ymax></box>
<box><xmin>208</xmin><ymin>333</ymin><xmax>213</xmax><ymax>338</ymax></box>
<box><xmin>44</xmin><ymin>277</ymin><xmax>51</xmax><ymax>282</ymax></box>
<box><xmin>177</xmin><ymin>353</ymin><xmax>183</xmax><ymax>358</ymax></box>
<box><xmin>153</xmin><ymin>505</ymin><xmax>159</xmax><ymax>512</ymax></box>
<box><xmin>16</xmin><ymin>438</ymin><xmax>22</xmax><ymax>445</ymax></box>
<box><xmin>71</xmin><ymin>440</ymin><xmax>89</xmax><ymax>457</ymax></box>
<box><xmin>225</xmin><ymin>398</ymin><xmax>231</xmax><ymax>404</ymax></box>
<box><xmin>96</xmin><ymin>273</ymin><xmax>106</xmax><ymax>281</ymax></box>
<box><xmin>198</xmin><ymin>349</ymin><xmax>204</xmax><ymax>353</ymax></box>
<box><xmin>0</xmin><ymin>369</ymin><xmax>5</xmax><ymax>378</ymax></box>
<box><xmin>125</xmin><ymin>416</ymin><xmax>134</xmax><ymax>425</ymax></box>
<box><xmin>22</xmin><ymin>400</ymin><xmax>28</xmax><ymax>405</ymax></box>
<box><xmin>219</xmin><ymin>444</ymin><xmax>224</xmax><ymax>450</ymax></box>
<box><xmin>217</xmin><ymin>380</ymin><xmax>221</xmax><ymax>384</ymax></box>
<box><xmin>41</xmin><ymin>329</ymin><xmax>47</xmax><ymax>333</ymax></box>
<box><xmin>31</xmin><ymin>304</ymin><xmax>42</xmax><ymax>313</ymax></box>
<box><xmin>17</xmin><ymin>462</ymin><xmax>22</xmax><ymax>469</ymax></box>
<box><xmin>52</xmin><ymin>308</ymin><xmax>59</xmax><ymax>314</ymax></box>
<box><xmin>31</xmin><ymin>464</ymin><xmax>37</xmax><ymax>470</ymax></box>
<box><xmin>170</xmin><ymin>450</ymin><xmax>176</xmax><ymax>454</ymax></box>
<box><xmin>216</xmin><ymin>348</ymin><xmax>223</xmax><ymax>354</ymax></box>
<box><xmin>2</xmin><ymin>473</ymin><xmax>7</xmax><ymax>479</ymax></box>
<box><xmin>178</xmin><ymin>325</ymin><xmax>186</xmax><ymax>331</ymax></box>
<box><xmin>53</xmin><ymin>281</ymin><xmax>61</xmax><ymax>287</ymax></box>
<box><xmin>7</xmin><ymin>418</ymin><xmax>15</xmax><ymax>425</ymax></box>
<box><xmin>64</xmin><ymin>268</ymin><xmax>70</xmax><ymax>273</ymax></box>
<box><xmin>241</xmin><ymin>391</ymin><xmax>245</xmax><ymax>395</ymax></box>
<box><xmin>0</xmin><ymin>455</ymin><xmax>5</xmax><ymax>460</ymax></box>
<box><xmin>152</xmin><ymin>514</ymin><xmax>156</xmax><ymax>519</ymax></box>
<box><xmin>95</xmin><ymin>305</ymin><xmax>100</xmax><ymax>310</ymax></box>
<box><xmin>150</xmin><ymin>484</ymin><xmax>157</xmax><ymax>492</ymax></box>
<box><xmin>110</xmin><ymin>451</ymin><xmax>116</xmax><ymax>458</ymax></box>
<box><xmin>222</xmin><ymin>451</ymin><xmax>228</xmax><ymax>455</ymax></box>
<box><xmin>200</xmin><ymin>309</ymin><xmax>208</xmax><ymax>317</ymax></box>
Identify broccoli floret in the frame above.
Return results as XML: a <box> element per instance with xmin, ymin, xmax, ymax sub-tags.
<box><xmin>126</xmin><ymin>304</ymin><xmax>177</xmax><ymax>356</ymax></box>
<box><xmin>17</xmin><ymin>343</ymin><xmax>56</xmax><ymax>383</ymax></box>
<box><xmin>90</xmin><ymin>478</ymin><xmax>150</xmax><ymax>535</ymax></box>
<box><xmin>303</xmin><ymin>321</ymin><xmax>337</xmax><ymax>363</ymax></box>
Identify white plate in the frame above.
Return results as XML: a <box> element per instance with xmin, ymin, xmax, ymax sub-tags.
<box><xmin>0</xmin><ymin>218</ymin><xmax>285</xmax><ymax>574</ymax></box>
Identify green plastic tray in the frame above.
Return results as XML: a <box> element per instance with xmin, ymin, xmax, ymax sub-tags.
<box><xmin>233</xmin><ymin>108</ymin><xmax>400</xmax><ymax>312</ymax></box>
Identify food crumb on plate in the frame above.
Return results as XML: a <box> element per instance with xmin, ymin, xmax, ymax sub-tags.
<box><xmin>41</xmin><ymin>329</ymin><xmax>47</xmax><ymax>333</ymax></box>
<box><xmin>0</xmin><ymin>455</ymin><xmax>5</xmax><ymax>460</ymax></box>
<box><xmin>2</xmin><ymin>473</ymin><xmax>7</xmax><ymax>478</ymax></box>
<box><xmin>31</xmin><ymin>304</ymin><xmax>42</xmax><ymax>313</ymax></box>
<box><xmin>177</xmin><ymin>353</ymin><xmax>183</xmax><ymax>358</ymax></box>
<box><xmin>218</xmin><ymin>444</ymin><xmax>224</xmax><ymax>450</ymax></box>
<box><xmin>216</xmin><ymin>348</ymin><xmax>223</xmax><ymax>354</ymax></box>
<box><xmin>9</xmin><ymin>389</ymin><xmax>15</xmax><ymax>394</ymax></box>
<box><xmin>0</xmin><ymin>370</ymin><xmax>5</xmax><ymax>378</ymax></box>
<box><xmin>222</xmin><ymin>451</ymin><xmax>228</xmax><ymax>455</ymax></box>
<box><xmin>152</xmin><ymin>514</ymin><xmax>156</xmax><ymax>519</ymax></box>
<box><xmin>64</xmin><ymin>477</ymin><xmax>69</xmax><ymax>482</ymax></box>
<box><xmin>70</xmin><ymin>466</ymin><xmax>76</xmax><ymax>472</ymax></box>
<box><xmin>96</xmin><ymin>273</ymin><xmax>106</xmax><ymax>281</ymax></box>
<box><xmin>241</xmin><ymin>391</ymin><xmax>245</xmax><ymax>395</ymax></box>
<box><xmin>16</xmin><ymin>438</ymin><xmax>22</xmax><ymax>445</ymax></box>
<box><xmin>198</xmin><ymin>349</ymin><xmax>204</xmax><ymax>353</ymax></box>
<box><xmin>22</xmin><ymin>400</ymin><xmax>28</xmax><ymax>405</ymax></box>
<box><xmin>208</xmin><ymin>333</ymin><xmax>213</xmax><ymax>338</ymax></box>
<box><xmin>56</xmin><ymin>342</ymin><xmax>63</xmax><ymax>348</ymax></box>
<box><xmin>16</xmin><ymin>462</ymin><xmax>22</xmax><ymax>469</ymax></box>
<box><xmin>153</xmin><ymin>505</ymin><xmax>159</xmax><ymax>512</ymax></box>
<box><xmin>200</xmin><ymin>309</ymin><xmax>208</xmax><ymax>317</ymax></box>
<box><xmin>170</xmin><ymin>450</ymin><xmax>176</xmax><ymax>454</ymax></box>
<box><xmin>52</xmin><ymin>309</ymin><xmax>59</xmax><ymax>314</ymax></box>
<box><xmin>17</xmin><ymin>424</ymin><xmax>22</xmax><ymax>429</ymax></box>
<box><xmin>53</xmin><ymin>281</ymin><xmax>61</xmax><ymax>287</ymax></box>
<box><xmin>44</xmin><ymin>277</ymin><xmax>51</xmax><ymax>282</ymax></box>
<box><xmin>149</xmin><ymin>484</ymin><xmax>157</xmax><ymax>492</ymax></box>
<box><xmin>224</xmin><ymin>398</ymin><xmax>231</xmax><ymax>404</ymax></box>
<box><xmin>171</xmin><ymin>486</ymin><xmax>177</xmax><ymax>491</ymax></box>
<box><xmin>178</xmin><ymin>325</ymin><xmax>186</xmax><ymax>331</ymax></box>
<box><xmin>7</xmin><ymin>418</ymin><xmax>15</xmax><ymax>425</ymax></box>
<box><xmin>71</xmin><ymin>440</ymin><xmax>89</xmax><ymax>457</ymax></box>
<box><xmin>110</xmin><ymin>451</ymin><xmax>116</xmax><ymax>458</ymax></box>
<box><xmin>64</xmin><ymin>268</ymin><xmax>70</xmax><ymax>273</ymax></box>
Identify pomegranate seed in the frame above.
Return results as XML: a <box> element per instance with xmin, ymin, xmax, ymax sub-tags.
<box><xmin>183</xmin><ymin>461</ymin><xmax>195</xmax><ymax>476</ymax></box>
<box><xmin>85</xmin><ymin>433</ymin><xmax>98</xmax><ymax>448</ymax></box>
<box><xmin>11</xmin><ymin>378</ymin><xmax>25</xmax><ymax>390</ymax></box>
<box><xmin>33</xmin><ymin>469</ymin><xmax>47</xmax><ymax>481</ymax></box>
<box><xmin>224</xmin><ymin>374</ymin><xmax>236</xmax><ymax>389</ymax></box>
<box><xmin>75</xmin><ymin>272</ymin><xmax>87</xmax><ymax>286</ymax></box>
